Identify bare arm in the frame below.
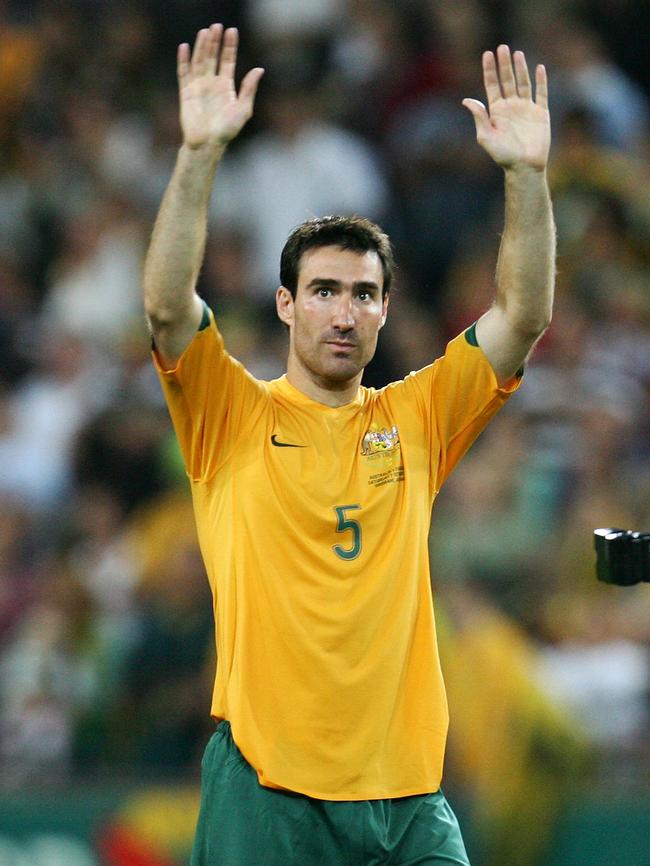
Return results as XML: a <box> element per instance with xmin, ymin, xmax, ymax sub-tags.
<box><xmin>463</xmin><ymin>46</ymin><xmax>555</xmax><ymax>385</ymax></box>
<box><xmin>143</xmin><ymin>24</ymin><xmax>263</xmax><ymax>367</ymax></box>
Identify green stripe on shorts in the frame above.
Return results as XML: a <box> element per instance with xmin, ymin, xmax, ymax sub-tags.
<box><xmin>191</xmin><ymin>721</ymin><xmax>470</xmax><ymax>866</ymax></box>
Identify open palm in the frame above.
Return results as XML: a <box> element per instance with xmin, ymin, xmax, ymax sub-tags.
<box><xmin>463</xmin><ymin>45</ymin><xmax>550</xmax><ymax>171</ymax></box>
<box><xmin>178</xmin><ymin>24</ymin><xmax>264</xmax><ymax>149</ymax></box>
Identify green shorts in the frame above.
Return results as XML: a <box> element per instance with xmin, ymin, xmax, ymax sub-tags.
<box><xmin>191</xmin><ymin>721</ymin><xmax>470</xmax><ymax>866</ymax></box>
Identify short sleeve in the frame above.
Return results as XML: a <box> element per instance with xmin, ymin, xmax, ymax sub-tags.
<box><xmin>409</xmin><ymin>327</ymin><xmax>522</xmax><ymax>492</ymax></box>
<box><xmin>153</xmin><ymin>305</ymin><xmax>267</xmax><ymax>481</ymax></box>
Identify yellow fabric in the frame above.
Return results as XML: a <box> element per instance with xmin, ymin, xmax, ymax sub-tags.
<box><xmin>154</xmin><ymin>309</ymin><xmax>520</xmax><ymax>800</ymax></box>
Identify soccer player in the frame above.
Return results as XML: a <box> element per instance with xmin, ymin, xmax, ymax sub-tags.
<box><xmin>144</xmin><ymin>24</ymin><xmax>554</xmax><ymax>866</ymax></box>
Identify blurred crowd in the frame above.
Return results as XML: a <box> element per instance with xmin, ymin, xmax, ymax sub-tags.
<box><xmin>0</xmin><ymin>0</ymin><xmax>649</xmax><ymax>810</ymax></box>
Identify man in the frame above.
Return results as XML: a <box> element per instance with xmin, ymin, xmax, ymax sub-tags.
<box><xmin>144</xmin><ymin>23</ymin><xmax>554</xmax><ymax>866</ymax></box>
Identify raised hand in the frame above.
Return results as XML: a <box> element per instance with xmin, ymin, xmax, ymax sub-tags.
<box><xmin>177</xmin><ymin>24</ymin><xmax>264</xmax><ymax>150</ymax></box>
<box><xmin>462</xmin><ymin>45</ymin><xmax>550</xmax><ymax>171</ymax></box>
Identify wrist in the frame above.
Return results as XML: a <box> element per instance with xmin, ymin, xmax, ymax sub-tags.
<box><xmin>503</xmin><ymin>162</ymin><xmax>548</xmax><ymax>180</ymax></box>
<box><xmin>171</xmin><ymin>143</ymin><xmax>226</xmax><ymax>203</ymax></box>
<box><xmin>503</xmin><ymin>164</ymin><xmax>550</xmax><ymax>199</ymax></box>
<box><xmin>180</xmin><ymin>140</ymin><xmax>227</xmax><ymax>166</ymax></box>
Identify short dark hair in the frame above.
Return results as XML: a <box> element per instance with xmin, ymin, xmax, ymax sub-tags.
<box><xmin>280</xmin><ymin>215</ymin><xmax>395</xmax><ymax>298</ymax></box>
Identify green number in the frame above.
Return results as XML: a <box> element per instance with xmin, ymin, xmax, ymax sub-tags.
<box><xmin>333</xmin><ymin>505</ymin><xmax>362</xmax><ymax>560</ymax></box>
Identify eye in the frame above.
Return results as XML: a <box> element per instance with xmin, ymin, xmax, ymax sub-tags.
<box><xmin>317</xmin><ymin>287</ymin><xmax>332</xmax><ymax>297</ymax></box>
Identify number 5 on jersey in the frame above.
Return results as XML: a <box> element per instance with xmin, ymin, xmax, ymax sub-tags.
<box><xmin>333</xmin><ymin>505</ymin><xmax>362</xmax><ymax>560</ymax></box>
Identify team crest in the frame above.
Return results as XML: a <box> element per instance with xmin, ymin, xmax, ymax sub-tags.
<box><xmin>361</xmin><ymin>424</ymin><xmax>400</xmax><ymax>456</ymax></box>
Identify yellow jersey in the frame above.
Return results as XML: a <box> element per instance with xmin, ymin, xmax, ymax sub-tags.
<box><xmin>154</xmin><ymin>306</ymin><xmax>520</xmax><ymax>800</ymax></box>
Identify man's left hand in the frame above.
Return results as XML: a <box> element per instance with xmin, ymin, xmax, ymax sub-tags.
<box><xmin>463</xmin><ymin>45</ymin><xmax>550</xmax><ymax>172</ymax></box>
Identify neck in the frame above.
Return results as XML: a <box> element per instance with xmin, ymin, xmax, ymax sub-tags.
<box><xmin>286</xmin><ymin>356</ymin><xmax>362</xmax><ymax>407</ymax></box>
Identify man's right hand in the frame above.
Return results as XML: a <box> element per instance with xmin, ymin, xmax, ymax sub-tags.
<box><xmin>178</xmin><ymin>24</ymin><xmax>264</xmax><ymax>151</ymax></box>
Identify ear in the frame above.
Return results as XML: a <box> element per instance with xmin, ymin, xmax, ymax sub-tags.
<box><xmin>276</xmin><ymin>285</ymin><xmax>294</xmax><ymax>327</ymax></box>
<box><xmin>379</xmin><ymin>292</ymin><xmax>390</xmax><ymax>329</ymax></box>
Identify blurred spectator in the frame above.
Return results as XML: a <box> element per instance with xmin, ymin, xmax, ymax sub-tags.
<box><xmin>210</xmin><ymin>68</ymin><xmax>388</xmax><ymax>294</ymax></box>
<box><xmin>521</xmin><ymin>11</ymin><xmax>649</xmax><ymax>153</ymax></box>
<box><xmin>113</xmin><ymin>542</ymin><xmax>214</xmax><ymax>773</ymax></box>
<box><xmin>535</xmin><ymin>609</ymin><xmax>649</xmax><ymax>750</ymax></box>
<box><xmin>62</xmin><ymin>483</ymin><xmax>140</xmax><ymax>643</ymax></box>
<box><xmin>0</xmin><ymin>330</ymin><xmax>107</xmax><ymax>508</ymax></box>
<box><xmin>0</xmin><ymin>500</ymin><xmax>40</xmax><ymax>645</ymax></box>
<box><xmin>430</xmin><ymin>414</ymin><xmax>555</xmax><ymax>626</ymax></box>
<box><xmin>381</xmin><ymin>0</ymin><xmax>500</xmax><ymax>304</ymax></box>
<box><xmin>0</xmin><ymin>256</ymin><xmax>35</xmax><ymax>385</ymax></box>
<box><xmin>579</xmin><ymin>0</ymin><xmax>650</xmax><ymax>97</ymax></box>
<box><xmin>39</xmin><ymin>197</ymin><xmax>146</xmax><ymax>347</ymax></box>
<box><xmin>439</xmin><ymin>583</ymin><xmax>591</xmax><ymax>866</ymax></box>
<box><xmin>328</xmin><ymin>0</ymin><xmax>433</xmax><ymax>137</ymax></box>
<box><xmin>0</xmin><ymin>5</ymin><xmax>42</xmax><ymax>127</ymax></box>
<box><xmin>98</xmin><ymin>96</ymin><xmax>186</xmax><ymax>212</ymax></box>
<box><xmin>550</xmin><ymin>106</ymin><xmax>650</xmax><ymax>247</ymax></box>
<box><xmin>74</xmin><ymin>402</ymin><xmax>170</xmax><ymax>515</ymax></box>
<box><xmin>248</xmin><ymin>0</ymin><xmax>343</xmax><ymax>42</ymax></box>
<box><xmin>0</xmin><ymin>570</ymin><xmax>102</xmax><ymax>786</ymax></box>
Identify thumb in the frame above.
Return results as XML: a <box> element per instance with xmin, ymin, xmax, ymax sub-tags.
<box><xmin>462</xmin><ymin>98</ymin><xmax>489</xmax><ymax>130</ymax></box>
<box><xmin>239</xmin><ymin>67</ymin><xmax>265</xmax><ymax>111</ymax></box>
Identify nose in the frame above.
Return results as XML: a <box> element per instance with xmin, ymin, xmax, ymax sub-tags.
<box><xmin>332</xmin><ymin>295</ymin><xmax>355</xmax><ymax>330</ymax></box>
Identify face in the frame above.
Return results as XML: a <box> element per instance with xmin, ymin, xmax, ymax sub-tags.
<box><xmin>276</xmin><ymin>245</ymin><xmax>389</xmax><ymax>390</ymax></box>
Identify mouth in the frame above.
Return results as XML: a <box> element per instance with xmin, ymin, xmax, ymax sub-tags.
<box><xmin>326</xmin><ymin>340</ymin><xmax>356</xmax><ymax>349</ymax></box>
<box><xmin>326</xmin><ymin>341</ymin><xmax>357</xmax><ymax>355</ymax></box>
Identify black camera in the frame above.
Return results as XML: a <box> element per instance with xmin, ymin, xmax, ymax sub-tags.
<box><xmin>594</xmin><ymin>528</ymin><xmax>650</xmax><ymax>586</ymax></box>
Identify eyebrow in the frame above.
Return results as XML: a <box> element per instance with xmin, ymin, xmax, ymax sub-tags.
<box><xmin>305</xmin><ymin>278</ymin><xmax>381</xmax><ymax>293</ymax></box>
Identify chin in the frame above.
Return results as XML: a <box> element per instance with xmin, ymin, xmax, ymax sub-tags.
<box><xmin>321</xmin><ymin>360</ymin><xmax>364</xmax><ymax>383</ymax></box>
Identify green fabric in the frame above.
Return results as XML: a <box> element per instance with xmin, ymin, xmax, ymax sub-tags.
<box><xmin>464</xmin><ymin>323</ymin><xmax>479</xmax><ymax>347</ymax></box>
<box><xmin>191</xmin><ymin>722</ymin><xmax>470</xmax><ymax>865</ymax></box>
<box><xmin>198</xmin><ymin>301</ymin><xmax>211</xmax><ymax>331</ymax></box>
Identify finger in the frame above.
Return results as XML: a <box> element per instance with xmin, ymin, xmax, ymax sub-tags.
<box><xmin>535</xmin><ymin>63</ymin><xmax>549</xmax><ymax>110</ymax></box>
<box><xmin>513</xmin><ymin>50</ymin><xmax>532</xmax><ymax>99</ymax></box>
<box><xmin>482</xmin><ymin>51</ymin><xmax>502</xmax><ymax>107</ymax></box>
<box><xmin>191</xmin><ymin>28</ymin><xmax>212</xmax><ymax>75</ymax></box>
<box><xmin>206</xmin><ymin>23</ymin><xmax>223</xmax><ymax>76</ymax></box>
<box><xmin>462</xmin><ymin>98</ymin><xmax>490</xmax><ymax>135</ymax></box>
<box><xmin>177</xmin><ymin>43</ymin><xmax>190</xmax><ymax>83</ymax></box>
<box><xmin>496</xmin><ymin>44</ymin><xmax>517</xmax><ymax>98</ymax></box>
<box><xmin>218</xmin><ymin>27</ymin><xmax>239</xmax><ymax>80</ymax></box>
<box><xmin>238</xmin><ymin>67</ymin><xmax>265</xmax><ymax>113</ymax></box>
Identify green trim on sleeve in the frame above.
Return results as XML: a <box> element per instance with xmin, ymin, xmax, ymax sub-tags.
<box><xmin>150</xmin><ymin>300</ymin><xmax>211</xmax><ymax>351</ymax></box>
<box><xmin>464</xmin><ymin>322</ymin><xmax>479</xmax><ymax>347</ymax></box>
<box><xmin>199</xmin><ymin>300</ymin><xmax>211</xmax><ymax>331</ymax></box>
<box><xmin>464</xmin><ymin>322</ymin><xmax>524</xmax><ymax>379</ymax></box>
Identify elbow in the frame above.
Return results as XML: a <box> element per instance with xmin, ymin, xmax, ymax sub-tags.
<box><xmin>532</xmin><ymin>310</ymin><xmax>552</xmax><ymax>338</ymax></box>
<box><xmin>144</xmin><ymin>291</ymin><xmax>203</xmax><ymax>348</ymax></box>
<box><xmin>143</xmin><ymin>293</ymin><xmax>191</xmax><ymax>332</ymax></box>
<box><xmin>525</xmin><ymin>316</ymin><xmax>552</xmax><ymax>342</ymax></box>
<box><xmin>143</xmin><ymin>284</ymin><xmax>163</xmax><ymax>326</ymax></box>
<box><xmin>144</xmin><ymin>301</ymin><xmax>173</xmax><ymax>331</ymax></box>
<box><xmin>538</xmin><ymin>302</ymin><xmax>553</xmax><ymax>335</ymax></box>
<box><xmin>504</xmin><ymin>314</ymin><xmax>551</xmax><ymax>351</ymax></box>
<box><xmin>507</xmin><ymin>302</ymin><xmax>553</xmax><ymax>341</ymax></box>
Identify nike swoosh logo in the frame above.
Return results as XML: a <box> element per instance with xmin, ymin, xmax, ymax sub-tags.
<box><xmin>271</xmin><ymin>434</ymin><xmax>305</xmax><ymax>448</ymax></box>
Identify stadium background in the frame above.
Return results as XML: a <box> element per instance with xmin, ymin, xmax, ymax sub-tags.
<box><xmin>0</xmin><ymin>1</ymin><xmax>649</xmax><ymax>864</ymax></box>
